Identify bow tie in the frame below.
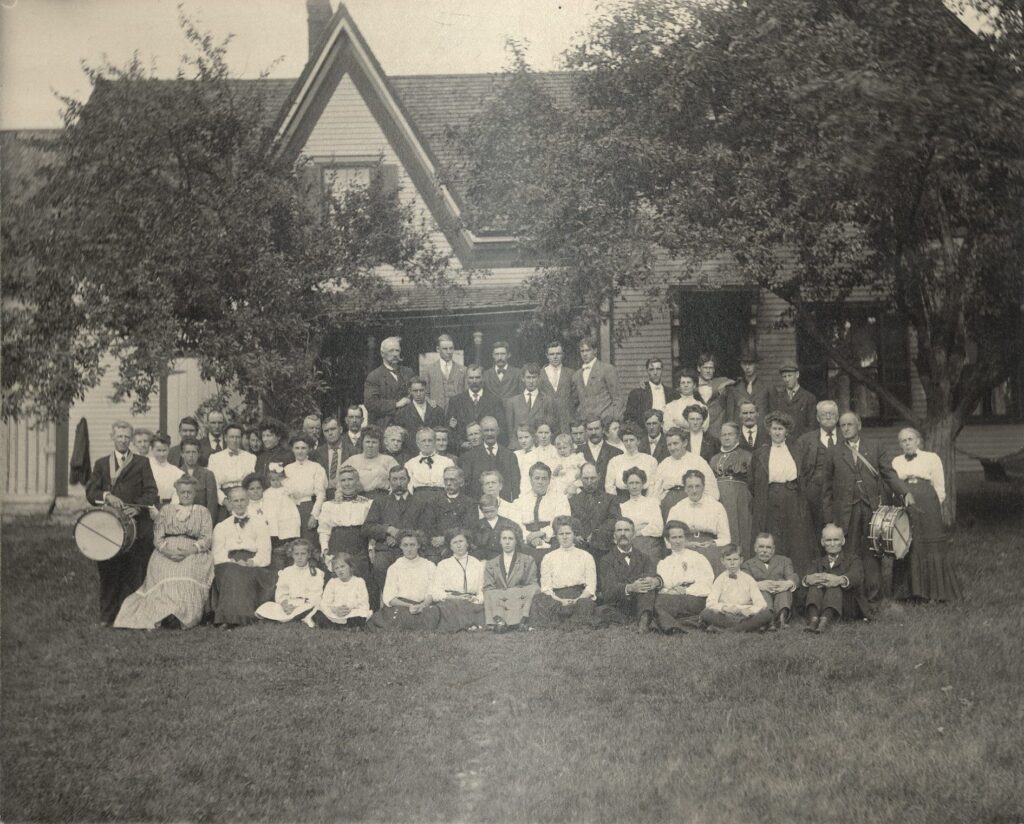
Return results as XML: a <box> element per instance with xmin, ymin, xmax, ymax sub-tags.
<box><xmin>341</xmin><ymin>495</ymin><xmax>360</xmax><ymax>502</ymax></box>
<box><xmin>728</xmin><ymin>573</ymin><xmax>738</xmax><ymax>579</ymax></box>
<box><xmin>905</xmin><ymin>453</ymin><xmax>918</xmax><ymax>461</ymax></box>
<box><xmin>234</xmin><ymin>516</ymin><xmax>249</xmax><ymax>527</ymax></box>
<box><xmin>420</xmin><ymin>456</ymin><xmax>434</xmax><ymax>467</ymax></box>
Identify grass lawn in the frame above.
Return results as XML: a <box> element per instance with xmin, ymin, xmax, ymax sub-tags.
<box><xmin>2</xmin><ymin>479</ymin><xmax>1023</xmax><ymax>823</ymax></box>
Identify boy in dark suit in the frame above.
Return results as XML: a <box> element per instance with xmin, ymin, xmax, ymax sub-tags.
<box><xmin>84</xmin><ymin>421</ymin><xmax>159</xmax><ymax>625</ymax></box>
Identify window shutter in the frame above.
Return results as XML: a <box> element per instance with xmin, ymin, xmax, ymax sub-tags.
<box><xmin>299</xmin><ymin>163</ymin><xmax>324</xmax><ymax>217</ymax></box>
<box><xmin>380</xmin><ymin>163</ymin><xmax>400</xmax><ymax>196</ymax></box>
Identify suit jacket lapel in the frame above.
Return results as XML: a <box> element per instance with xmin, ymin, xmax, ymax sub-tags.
<box><xmin>110</xmin><ymin>451</ymin><xmax>133</xmax><ymax>487</ymax></box>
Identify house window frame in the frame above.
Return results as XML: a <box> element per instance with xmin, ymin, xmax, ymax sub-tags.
<box><xmin>315</xmin><ymin>155</ymin><xmax>381</xmax><ymax>201</ymax></box>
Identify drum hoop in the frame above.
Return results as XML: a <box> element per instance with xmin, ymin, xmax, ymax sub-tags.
<box><xmin>75</xmin><ymin>507</ymin><xmax>134</xmax><ymax>555</ymax></box>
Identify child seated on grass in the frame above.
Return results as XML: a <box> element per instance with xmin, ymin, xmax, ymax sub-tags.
<box><xmin>307</xmin><ymin>553</ymin><xmax>372</xmax><ymax>629</ymax></box>
<box><xmin>699</xmin><ymin>546</ymin><xmax>773</xmax><ymax>633</ymax></box>
<box><xmin>255</xmin><ymin>539</ymin><xmax>323</xmax><ymax>622</ymax></box>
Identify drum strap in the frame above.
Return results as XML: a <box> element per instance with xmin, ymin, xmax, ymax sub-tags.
<box><xmin>849</xmin><ymin>446</ymin><xmax>880</xmax><ymax>479</ymax></box>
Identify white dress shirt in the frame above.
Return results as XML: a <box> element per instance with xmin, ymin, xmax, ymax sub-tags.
<box><xmin>512</xmin><ymin>490</ymin><xmax>572</xmax><ymax>543</ymax></box>
<box><xmin>317</xmin><ymin>496</ymin><xmax>373</xmax><ymax>551</ymax></box>
<box><xmin>742</xmin><ymin>425</ymin><xmax>760</xmax><ymax>449</ymax></box>
<box><xmin>663</xmin><ymin>397</ymin><xmax>708</xmax><ymax>431</ymax></box>
<box><xmin>892</xmin><ymin>450</ymin><xmax>946</xmax><ymax>503</ymax></box>
<box><xmin>342</xmin><ymin>453</ymin><xmax>398</xmax><ymax>494</ymax></box>
<box><xmin>656</xmin><ymin>550</ymin><xmax>715</xmax><ymax>596</ymax></box>
<box><xmin>283</xmin><ymin>459</ymin><xmax>328</xmax><ymax>517</ymax></box>
<box><xmin>648</xmin><ymin>382</ymin><xmax>667</xmax><ymax>412</ymax></box>
<box><xmin>666</xmin><ymin>497</ymin><xmax>732</xmax><ymax>546</ymax></box>
<box><xmin>404</xmin><ymin>452</ymin><xmax>455</xmax><ymax>490</ymax></box>
<box><xmin>273</xmin><ymin>565</ymin><xmax>324</xmax><ymax>608</ymax></box>
<box><xmin>515</xmin><ymin>448</ymin><xmax>537</xmax><ymax>484</ymax></box>
<box><xmin>706</xmin><ymin>570</ymin><xmax>768</xmax><ymax>616</ymax></box>
<box><xmin>604</xmin><ymin>451</ymin><xmax>659</xmax><ymax>495</ymax></box>
<box><xmin>540</xmin><ymin>547</ymin><xmax>597</xmax><ymax>598</ymax></box>
<box><xmin>248</xmin><ymin>487</ymin><xmax>301</xmax><ymax>540</ymax></box>
<box><xmin>688</xmin><ymin>431</ymin><xmax>704</xmax><ymax>457</ymax></box>
<box><xmin>653</xmin><ymin>454</ymin><xmax>720</xmax><ymax>501</ymax></box>
<box><xmin>580</xmin><ymin>361</ymin><xmax>595</xmax><ymax>386</ymax></box>
<box><xmin>212</xmin><ymin>515</ymin><xmax>271</xmax><ymax>566</ymax></box>
<box><xmin>381</xmin><ymin>555</ymin><xmax>436</xmax><ymax>605</ymax></box>
<box><xmin>620</xmin><ymin>495</ymin><xmax>664</xmax><ymax>539</ymax></box>
<box><xmin>149</xmin><ymin>458</ymin><xmax>184</xmax><ymax>501</ymax></box>
<box><xmin>819</xmin><ymin>428</ymin><xmax>838</xmax><ymax>449</ymax></box>
<box><xmin>432</xmin><ymin>555</ymin><xmax>485</xmax><ymax>603</ymax></box>
<box><xmin>207</xmin><ymin>449</ymin><xmax>257</xmax><ymax>503</ymax></box>
<box><xmin>768</xmin><ymin>443</ymin><xmax>799</xmax><ymax>483</ymax></box>
<box><xmin>544</xmin><ymin>364</ymin><xmax>563</xmax><ymax>391</ymax></box>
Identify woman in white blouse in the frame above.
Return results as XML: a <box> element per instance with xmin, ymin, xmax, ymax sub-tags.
<box><xmin>283</xmin><ymin>435</ymin><xmax>328</xmax><ymax>547</ymax></box>
<box><xmin>619</xmin><ymin>468</ymin><xmax>665</xmax><ymax>563</ymax></box>
<box><xmin>148</xmin><ymin>433</ymin><xmax>184</xmax><ymax>510</ymax></box>
<box><xmin>368</xmin><ymin>530</ymin><xmax>440</xmax><ymax>631</ymax></box>
<box><xmin>605</xmin><ymin>425</ymin><xmax>659</xmax><ymax>500</ymax></box>
<box><xmin>431</xmin><ymin>529</ymin><xmax>486</xmax><ymax>632</ymax></box>
<box><xmin>750</xmin><ymin>411</ymin><xmax>816</xmax><ymax>576</ymax></box>
<box><xmin>892</xmin><ymin>428</ymin><xmax>962</xmax><ymax>601</ymax></box>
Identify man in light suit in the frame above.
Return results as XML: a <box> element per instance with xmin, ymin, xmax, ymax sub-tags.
<box><xmin>482</xmin><ymin>340</ymin><xmax>522</xmax><ymax>403</ymax></box>
<box><xmin>421</xmin><ymin>333</ymin><xmax>466</xmax><ymax>413</ymax></box>
<box><xmin>538</xmin><ymin>340</ymin><xmax>576</xmax><ymax>434</ymax></box>
<box><xmin>505</xmin><ymin>364</ymin><xmax>558</xmax><ymax>446</ymax></box>
<box><xmin>363</xmin><ymin>336</ymin><xmax>416</xmax><ymax>427</ymax></box>
<box><xmin>84</xmin><ymin>421</ymin><xmax>159</xmax><ymax>625</ymax></box>
<box><xmin>625</xmin><ymin>357</ymin><xmax>678</xmax><ymax>425</ymax></box>
<box><xmin>823</xmin><ymin>412</ymin><xmax>903</xmax><ymax>604</ymax></box>
<box><xmin>572</xmin><ymin>337</ymin><xmax>622</xmax><ymax>426</ymax></box>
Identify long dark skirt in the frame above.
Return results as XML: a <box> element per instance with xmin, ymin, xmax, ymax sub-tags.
<box><xmin>436</xmin><ymin>599</ymin><xmax>486</xmax><ymax>632</ymax></box>
<box><xmin>296</xmin><ymin>500</ymin><xmax>319</xmax><ymax>553</ymax></box>
<box><xmin>763</xmin><ymin>485</ymin><xmax>817</xmax><ymax>577</ymax></box>
<box><xmin>905</xmin><ymin>479</ymin><xmax>963</xmax><ymax>601</ymax></box>
<box><xmin>718</xmin><ymin>478</ymin><xmax>754</xmax><ymax>557</ymax></box>
<box><xmin>368</xmin><ymin>601</ymin><xmax>441</xmax><ymax>631</ymax></box>
<box><xmin>528</xmin><ymin>585</ymin><xmax>596</xmax><ymax>629</ymax></box>
<box><xmin>211</xmin><ymin>563</ymin><xmax>264</xmax><ymax>626</ymax></box>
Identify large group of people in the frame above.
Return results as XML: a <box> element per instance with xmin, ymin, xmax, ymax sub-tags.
<box><xmin>82</xmin><ymin>334</ymin><xmax>962</xmax><ymax>635</ymax></box>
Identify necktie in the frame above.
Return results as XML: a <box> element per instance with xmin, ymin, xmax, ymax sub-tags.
<box><xmin>329</xmin><ymin>449</ymin><xmax>339</xmax><ymax>482</ymax></box>
<box><xmin>471</xmin><ymin>392</ymin><xmax>480</xmax><ymax>404</ymax></box>
<box><xmin>442</xmin><ymin>362</ymin><xmax>450</xmax><ymax>379</ymax></box>
<box><xmin>497</xmin><ymin>368</ymin><xmax>505</xmax><ymax>381</ymax></box>
<box><xmin>746</xmin><ymin>429</ymin><xmax>755</xmax><ymax>448</ymax></box>
<box><xmin>906</xmin><ymin>453</ymin><xmax>917</xmax><ymax>461</ymax></box>
<box><xmin>827</xmin><ymin>432</ymin><xmax>835</xmax><ymax>448</ymax></box>
<box><xmin>457</xmin><ymin>556</ymin><xmax>468</xmax><ymax>592</ymax></box>
<box><xmin>234</xmin><ymin>516</ymin><xmax>249</xmax><ymax>527</ymax></box>
<box><xmin>533</xmin><ymin>493</ymin><xmax>544</xmax><ymax>524</ymax></box>
<box><xmin>214</xmin><ymin>437</ymin><xmax>222</xmax><ymax>451</ymax></box>
<box><xmin>488</xmin><ymin>446</ymin><xmax>495</xmax><ymax>458</ymax></box>
<box><xmin>526</xmin><ymin>391</ymin><xmax>533</xmax><ymax>410</ymax></box>
<box><xmin>115</xmin><ymin>453</ymin><xmax>125</xmax><ymax>470</ymax></box>
<box><xmin>420</xmin><ymin>456</ymin><xmax>434</xmax><ymax>467</ymax></box>
<box><xmin>621</xmin><ymin>551</ymin><xmax>631</xmax><ymax>566</ymax></box>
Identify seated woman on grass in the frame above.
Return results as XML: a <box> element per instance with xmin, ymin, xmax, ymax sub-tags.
<box><xmin>431</xmin><ymin>528</ymin><xmax>486</xmax><ymax>632</ymax></box>
<box><xmin>528</xmin><ymin>515</ymin><xmax>597</xmax><ymax>629</ymax></box>
<box><xmin>255</xmin><ymin>539</ymin><xmax>323</xmax><ymax>623</ymax></box>
<box><xmin>210</xmin><ymin>486</ymin><xmax>271</xmax><ymax>628</ymax></box>
<box><xmin>368</xmin><ymin>530</ymin><xmax>440</xmax><ymax>631</ymax></box>
<box><xmin>482</xmin><ymin>525</ymin><xmax>539</xmax><ymax>632</ymax></box>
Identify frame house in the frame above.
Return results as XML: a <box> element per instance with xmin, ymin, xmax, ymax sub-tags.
<box><xmin>3</xmin><ymin>0</ymin><xmax>1021</xmax><ymax>512</ymax></box>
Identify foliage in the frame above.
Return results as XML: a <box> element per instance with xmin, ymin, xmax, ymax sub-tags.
<box><xmin>452</xmin><ymin>0</ymin><xmax>1024</xmax><ymax>520</ymax></box>
<box><xmin>2</xmin><ymin>480</ymin><xmax>1023</xmax><ymax>822</ymax></box>
<box><xmin>1</xmin><ymin>16</ymin><xmax>455</xmax><ymax>424</ymax></box>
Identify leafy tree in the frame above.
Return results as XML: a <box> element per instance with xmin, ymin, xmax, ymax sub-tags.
<box><xmin>453</xmin><ymin>0</ymin><xmax>1024</xmax><ymax>521</ymax></box>
<box><xmin>2</xmin><ymin>17</ymin><xmax>455</xmax><ymax>424</ymax></box>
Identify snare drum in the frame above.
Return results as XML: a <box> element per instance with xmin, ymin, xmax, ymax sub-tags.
<box><xmin>868</xmin><ymin>505</ymin><xmax>911</xmax><ymax>559</ymax></box>
<box><xmin>74</xmin><ymin>506</ymin><xmax>137</xmax><ymax>561</ymax></box>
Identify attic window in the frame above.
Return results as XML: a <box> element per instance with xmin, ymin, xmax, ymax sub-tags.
<box><xmin>324</xmin><ymin>165</ymin><xmax>373</xmax><ymax>198</ymax></box>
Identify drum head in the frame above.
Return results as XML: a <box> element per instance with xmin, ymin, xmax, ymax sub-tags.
<box><xmin>74</xmin><ymin>509</ymin><xmax>126</xmax><ymax>561</ymax></box>
<box><xmin>890</xmin><ymin>509</ymin><xmax>912</xmax><ymax>559</ymax></box>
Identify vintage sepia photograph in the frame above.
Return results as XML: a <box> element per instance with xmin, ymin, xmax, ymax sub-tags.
<box><xmin>1</xmin><ymin>0</ymin><xmax>1022</xmax><ymax>821</ymax></box>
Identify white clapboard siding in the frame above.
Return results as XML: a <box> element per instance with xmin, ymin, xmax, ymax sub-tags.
<box><xmin>165</xmin><ymin>358</ymin><xmax>221</xmax><ymax>430</ymax></box>
<box><xmin>301</xmin><ymin>75</ymin><xmax>460</xmax><ymax>280</ymax></box>
<box><xmin>1</xmin><ymin>416</ymin><xmax>57</xmax><ymax>511</ymax></box>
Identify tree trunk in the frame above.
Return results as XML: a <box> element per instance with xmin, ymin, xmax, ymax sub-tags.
<box><xmin>920</xmin><ymin>412</ymin><xmax>960</xmax><ymax>528</ymax></box>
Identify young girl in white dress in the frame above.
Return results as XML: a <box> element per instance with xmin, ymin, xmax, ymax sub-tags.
<box><xmin>549</xmin><ymin>433</ymin><xmax>584</xmax><ymax>497</ymax></box>
<box><xmin>308</xmin><ymin>553</ymin><xmax>372</xmax><ymax>628</ymax></box>
<box><xmin>255</xmin><ymin>540</ymin><xmax>324</xmax><ymax>622</ymax></box>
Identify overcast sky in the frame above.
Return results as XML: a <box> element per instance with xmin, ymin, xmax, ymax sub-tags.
<box><xmin>0</xmin><ymin>0</ymin><xmax>607</xmax><ymax>129</ymax></box>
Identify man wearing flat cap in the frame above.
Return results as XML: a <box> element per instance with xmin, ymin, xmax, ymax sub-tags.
<box><xmin>768</xmin><ymin>362</ymin><xmax>817</xmax><ymax>440</ymax></box>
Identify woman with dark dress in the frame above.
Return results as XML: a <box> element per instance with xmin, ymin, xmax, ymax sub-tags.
<box><xmin>709</xmin><ymin>422</ymin><xmax>754</xmax><ymax>557</ymax></box>
<box><xmin>892</xmin><ymin>427</ymin><xmax>963</xmax><ymax>602</ymax></box>
<box><xmin>750</xmin><ymin>412</ymin><xmax>817</xmax><ymax>577</ymax></box>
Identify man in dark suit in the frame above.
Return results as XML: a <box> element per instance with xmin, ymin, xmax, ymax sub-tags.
<box><xmin>823</xmin><ymin>412</ymin><xmax>903</xmax><ymax>604</ymax></box>
<box><xmin>178</xmin><ymin>438</ymin><xmax>218</xmax><ymax>521</ymax></box>
<box><xmin>625</xmin><ymin>357</ymin><xmax>678</xmax><ymax>425</ymax></box>
<box><xmin>504</xmin><ymin>364</ymin><xmax>558</xmax><ymax>446</ymax></box>
<box><xmin>795</xmin><ymin>399</ymin><xmax>841</xmax><ymax>533</ymax></box>
<box><xmin>394</xmin><ymin>377</ymin><xmax>447</xmax><ymax>435</ymax></box>
<box><xmin>84</xmin><ymin>421</ymin><xmax>159</xmax><ymax>625</ymax></box>
<box><xmin>196</xmin><ymin>409</ymin><xmax>228</xmax><ymax>467</ymax></box>
<box><xmin>639</xmin><ymin>410</ymin><xmax>671</xmax><ymax>463</ymax></box>
<box><xmin>313</xmin><ymin>414</ymin><xmax>347</xmax><ymax>500</ymax></box>
<box><xmin>725</xmin><ymin>349</ymin><xmax>771</xmax><ymax>426</ymax></box>
<box><xmin>363</xmin><ymin>335</ymin><xmax>416</xmax><ymax>427</ymax></box>
<box><xmin>447</xmin><ymin>364</ymin><xmax>506</xmax><ymax>448</ymax></box>
<box><xmin>482</xmin><ymin>340</ymin><xmax>522</xmax><ymax>403</ymax></box>
<box><xmin>422</xmin><ymin>466</ymin><xmax>478</xmax><ymax>562</ymax></box>
<box><xmin>682</xmin><ymin>404</ymin><xmax>720</xmax><ymax>463</ymax></box>
<box><xmin>596</xmin><ymin>519</ymin><xmax>661</xmax><ymax>631</ymax></box>
<box><xmin>539</xmin><ymin>340</ymin><xmax>576</xmax><ymax>434</ymax></box>
<box><xmin>768</xmin><ymin>363</ymin><xmax>817</xmax><ymax>440</ymax></box>
<box><xmin>338</xmin><ymin>405</ymin><xmax>366</xmax><ymax>461</ymax></box>
<box><xmin>473</xmin><ymin>494</ymin><xmax>523</xmax><ymax>561</ymax></box>
<box><xmin>361</xmin><ymin>465</ymin><xmax>432</xmax><ymax>602</ymax></box>
<box><xmin>458</xmin><ymin>416</ymin><xmax>521</xmax><ymax>502</ymax></box>
<box><xmin>737</xmin><ymin>401</ymin><xmax>770</xmax><ymax>451</ymax></box>
<box><xmin>802</xmin><ymin>524</ymin><xmax>870</xmax><ymax>632</ymax></box>
<box><xmin>572</xmin><ymin>338</ymin><xmax>622</xmax><ymax>425</ymax></box>
<box><xmin>167</xmin><ymin>416</ymin><xmax>200</xmax><ymax>467</ymax></box>
<box><xmin>569</xmin><ymin>462</ymin><xmax>621</xmax><ymax>557</ymax></box>
<box><xmin>579</xmin><ymin>416</ymin><xmax>622</xmax><ymax>488</ymax></box>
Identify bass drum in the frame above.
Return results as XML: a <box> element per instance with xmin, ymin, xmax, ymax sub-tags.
<box><xmin>868</xmin><ymin>505</ymin><xmax>911</xmax><ymax>559</ymax></box>
<box><xmin>74</xmin><ymin>506</ymin><xmax>137</xmax><ymax>561</ymax></box>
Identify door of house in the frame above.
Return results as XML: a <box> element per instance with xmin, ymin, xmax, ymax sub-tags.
<box><xmin>671</xmin><ymin>289</ymin><xmax>757</xmax><ymax>380</ymax></box>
